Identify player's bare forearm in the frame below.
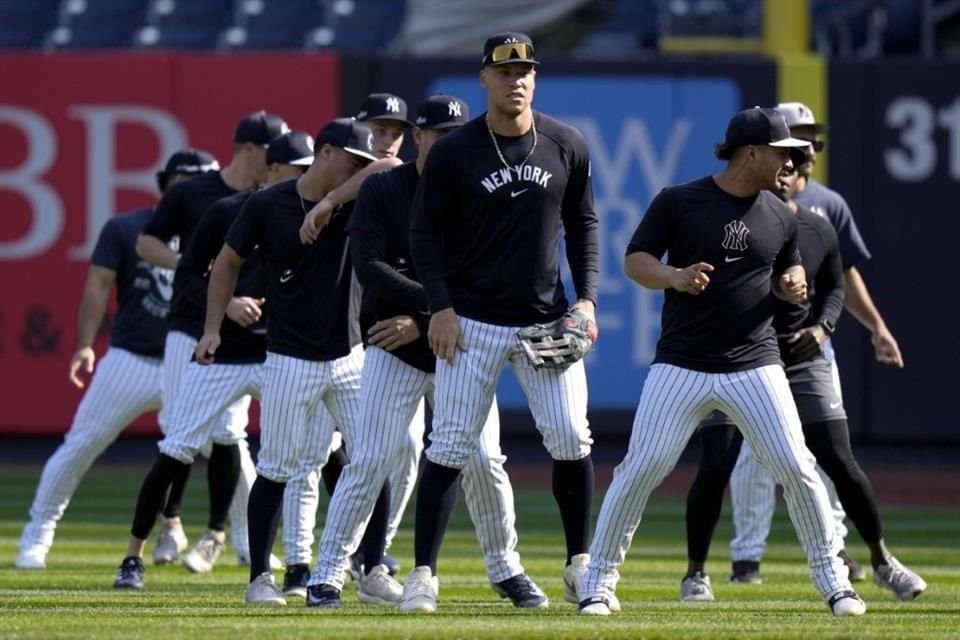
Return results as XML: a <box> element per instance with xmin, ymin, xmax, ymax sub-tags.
<box><xmin>326</xmin><ymin>157</ymin><xmax>401</xmax><ymax>207</ymax></box>
<box><xmin>136</xmin><ymin>234</ymin><xmax>179</xmax><ymax>270</ymax></box>
<box><xmin>626</xmin><ymin>251</ymin><xmax>714</xmax><ymax>295</ymax></box>
<box><xmin>204</xmin><ymin>245</ymin><xmax>244</xmax><ymax>333</ymax></box>
<box><xmin>843</xmin><ymin>266</ymin><xmax>885</xmax><ymax>333</ymax></box>
<box><xmin>76</xmin><ymin>265</ymin><xmax>116</xmax><ymax>350</ymax></box>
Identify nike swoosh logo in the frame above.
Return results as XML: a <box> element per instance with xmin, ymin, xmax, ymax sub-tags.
<box><xmin>510</xmin><ymin>189</ymin><xmax>528</xmax><ymax>198</ymax></box>
<box><xmin>280</xmin><ymin>270</ymin><xmax>294</xmax><ymax>283</ymax></box>
<box><xmin>829</xmin><ymin>401</ymin><xmax>842</xmax><ymax>409</ymax></box>
<box><xmin>724</xmin><ymin>256</ymin><xmax>745</xmax><ymax>263</ymax></box>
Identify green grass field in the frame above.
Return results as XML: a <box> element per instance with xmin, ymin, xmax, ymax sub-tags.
<box><xmin>1</xmin><ymin>465</ymin><xmax>958</xmax><ymax>639</ymax></box>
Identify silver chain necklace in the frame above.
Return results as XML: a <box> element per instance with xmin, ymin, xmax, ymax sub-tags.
<box><xmin>295</xmin><ymin>176</ymin><xmax>309</xmax><ymax>216</ymax></box>
<box><xmin>486</xmin><ymin>115</ymin><xmax>537</xmax><ymax>174</ymax></box>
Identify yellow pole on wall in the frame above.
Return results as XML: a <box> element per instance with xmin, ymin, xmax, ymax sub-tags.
<box><xmin>764</xmin><ymin>0</ymin><xmax>828</xmax><ymax>184</ymax></box>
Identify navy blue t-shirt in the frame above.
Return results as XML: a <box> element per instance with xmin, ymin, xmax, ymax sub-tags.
<box><xmin>175</xmin><ymin>191</ymin><xmax>267</xmax><ymax>364</ymax></box>
<box><xmin>627</xmin><ymin>176</ymin><xmax>801</xmax><ymax>373</ymax></box>
<box><xmin>349</xmin><ymin>161</ymin><xmax>434</xmax><ymax>373</ymax></box>
<box><xmin>90</xmin><ymin>208</ymin><xmax>170</xmax><ymax>358</ymax></box>
<box><xmin>226</xmin><ymin>180</ymin><xmax>353</xmax><ymax>362</ymax></box>
<box><xmin>794</xmin><ymin>178</ymin><xmax>871</xmax><ymax>270</ymax></box>
<box><xmin>143</xmin><ymin>171</ymin><xmax>242</xmax><ymax>337</ymax></box>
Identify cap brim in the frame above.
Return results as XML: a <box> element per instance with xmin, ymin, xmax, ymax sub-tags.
<box><xmin>344</xmin><ymin>147</ymin><xmax>378</xmax><ymax>162</ymax></box>
<box><xmin>365</xmin><ymin>115</ymin><xmax>415</xmax><ymax>127</ymax></box>
<box><xmin>423</xmin><ymin>121</ymin><xmax>464</xmax><ymax>130</ymax></box>
<box><xmin>769</xmin><ymin>137</ymin><xmax>812</xmax><ymax>148</ymax></box>
<box><xmin>287</xmin><ymin>156</ymin><xmax>314</xmax><ymax>166</ymax></box>
<box><xmin>486</xmin><ymin>59</ymin><xmax>540</xmax><ymax>67</ymax></box>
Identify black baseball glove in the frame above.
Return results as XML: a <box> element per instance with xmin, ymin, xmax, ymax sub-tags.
<box><xmin>516</xmin><ymin>309</ymin><xmax>597</xmax><ymax>370</ymax></box>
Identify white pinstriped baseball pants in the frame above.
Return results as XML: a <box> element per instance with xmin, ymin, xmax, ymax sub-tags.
<box><xmin>258</xmin><ymin>347</ymin><xmax>363</xmax><ymax>566</ymax></box>
<box><xmin>427</xmin><ymin>316</ymin><xmax>593</xmax><ymax>469</ymax></box>
<box><xmin>729</xmin><ymin>343</ymin><xmax>848</xmax><ymax>562</ymax></box>
<box><xmin>162</xmin><ymin>330</ymin><xmax>257</xmax><ymax>557</ymax></box>
<box><xmin>19</xmin><ymin>348</ymin><xmax>162</xmax><ymax>556</ymax></box>
<box><xmin>311</xmin><ymin>346</ymin><xmax>524</xmax><ymax>589</ymax></box>
<box><xmin>581</xmin><ymin>364</ymin><xmax>850</xmax><ymax>603</ymax></box>
<box><xmin>256</xmin><ymin>346</ymin><xmax>363</xmax><ymax>483</ymax></box>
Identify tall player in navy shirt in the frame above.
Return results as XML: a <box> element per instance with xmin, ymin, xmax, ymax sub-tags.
<box><xmin>404</xmin><ymin>33</ymin><xmax>599</xmax><ymax>613</ymax></box>
<box><xmin>577</xmin><ymin>108</ymin><xmax>866</xmax><ymax>618</ymax></box>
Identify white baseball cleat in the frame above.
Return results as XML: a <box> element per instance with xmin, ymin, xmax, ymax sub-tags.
<box><xmin>245</xmin><ymin>572</ymin><xmax>287</xmax><ymax>606</ymax></box>
<box><xmin>828</xmin><ymin>590</ymin><xmax>867</xmax><ymax>617</ymax></box>
<box><xmin>577</xmin><ymin>596</ymin><xmax>612</xmax><ymax>616</ymax></box>
<box><xmin>563</xmin><ymin>554</ymin><xmax>621</xmax><ymax>612</ymax></box>
<box><xmin>182</xmin><ymin>530</ymin><xmax>225</xmax><ymax>574</ymax></box>
<box><xmin>15</xmin><ymin>547</ymin><xmax>48</xmax><ymax>570</ymax></box>
<box><xmin>399</xmin><ymin>566</ymin><xmax>439</xmax><ymax>613</ymax></box>
<box><xmin>680</xmin><ymin>572</ymin><xmax>715</xmax><ymax>602</ymax></box>
<box><xmin>358</xmin><ymin>564</ymin><xmax>404</xmax><ymax>605</ymax></box>
<box><xmin>153</xmin><ymin>520</ymin><xmax>188</xmax><ymax>565</ymax></box>
<box><xmin>873</xmin><ymin>556</ymin><xmax>927</xmax><ymax>601</ymax></box>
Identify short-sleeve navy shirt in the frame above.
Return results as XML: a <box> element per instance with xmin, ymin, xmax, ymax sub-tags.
<box><xmin>627</xmin><ymin>176</ymin><xmax>801</xmax><ymax>373</ymax></box>
<box><xmin>91</xmin><ymin>208</ymin><xmax>170</xmax><ymax>358</ymax></box>
<box><xmin>226</xmin><ymin>180</ymin><xmax>353</xmax><ymax>361</ymax></box>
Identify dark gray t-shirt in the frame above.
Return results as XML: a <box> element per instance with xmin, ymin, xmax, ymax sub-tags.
<box><xmin>794</xmin><ymin>178</ymin><xmax>871</xmax><ymax>269</ymax></box>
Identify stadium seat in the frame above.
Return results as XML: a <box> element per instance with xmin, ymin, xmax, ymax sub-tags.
<box><xmin>0</xmin><ymin>0</ymin><xmax>59</xmax><ymax>49</ymax></box>
<box><xmin>52</xmin><ymin>0</ymin><xmax>149</xmax><ymax>49</ymax></box>
<box><xmin>135</xmin><ymin>24</ymin><xmax>221</xmax><ymax>49</ymax></box>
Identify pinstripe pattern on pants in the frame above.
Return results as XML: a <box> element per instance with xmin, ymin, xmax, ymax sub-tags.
<box><xmin>269</xmin><ymin>347</ymin><xmax>363</xmax><ymax>565</ymax></box>
<box><xmin>161</xmin><ymin>330</ymin><xmax>258</xmax><ymax>556</ymax></box>
<box><xmin>257</xmin><ymin>346</ymin><xmax>363</xmax><ymax>483</ymax></box>
<box><xmin>157</xmin><ymin>362</ymin><xmax>262</xmax><ymax>463</ymax></box>
<box><xmin>19</xmin><ymin>348</ymin><xmax>162</xmax><ymax>554</ymax></box>
<box><xmin>427</xmin><ymin>316</ymin><xmax>592</xmax><ymax>469</ymax></box>
<box><xmin>729</xmin><ymin>348</ymin><xmax>848</xmax><ymax>562</ymax></box>
<box><xmin>581</xmin><ymin>364</ymin><xmax>849</xmax><ymax>603</ymax></box>
<box><xmin>310</xmin><ymin>345</ymin><xmax>523</xmax><ymax>589</ymax></box>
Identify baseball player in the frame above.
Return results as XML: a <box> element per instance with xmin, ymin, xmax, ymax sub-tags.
<box><xmin>195</xmin><ymin>118</ymin><xmax>377</xmax><ymax>606</ymax></box>
<box><xmin>403</xmin><ymin>33</ymin><xmax>599</xmax><ymax>613</ymax></box>
<box><xmin>136</xmin><ymin>110</ymin><xmax>288</xmax><ymax>566</ymax></box>
<box><xmin>14</xmin><ymin>149</ymin><xmax>218</xmax><ymax>570</ymax></box>
<box><xmin>305</xmin><ymin>95</ymin><xmax>546</xmax><ymax>610</ymax></box>
<box><xmin>297</xmin><ymin>93</ymin><xmax>415</xmax><ymax>579</ymax></box>
<box><xmin>112</xmin><ymin>132</ymin><xmax>314</xmax><ymax>588</ymax></box>
<box><xmin>728</xmin><ymin>101</ymin><xmax>904</xmax><ymax>584</ymax></box>
<box><xmin>577</xmin><ymin>107</ymin><xmax>865</xmax><ymax>618</ymax></box>
<box><xmin>682</xmin><ymin>146</ymin><xmax>926</xmax><ymax>603</ymax></box>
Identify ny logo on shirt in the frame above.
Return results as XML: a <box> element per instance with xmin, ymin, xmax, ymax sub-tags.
<box><xmin>722</xmin><ymin>220</ymin><xmax>750</xmax><ymax>252</ymax></box>
<box><xmin>386</xmin><ymin>97</ymin><xmax>401</xmax><ymax>113</ymax></box>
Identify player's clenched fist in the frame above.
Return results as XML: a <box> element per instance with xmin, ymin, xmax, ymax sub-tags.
<box><xmin>68</xmin><ymin>347</ymin><xmax>96</xmax><ymax>389</ymax></box>
<box><xmin>671</xmin><ymin>262</ymin><xmax>714</xmax><ymax>295</ymax></box>
<box><xmin>226</xmin><ymin>297</ymin><xmax>265</xmax><ymax>327</ymax></box>
<box><xmin>195</xmin><ymin>332</ymin><xmax>221</xmax><ymax>365</ymax></box>
<box><xmin>779</xmin><ymin>268</ymin><xmax>808</xmax><ymax>304</ymax></box>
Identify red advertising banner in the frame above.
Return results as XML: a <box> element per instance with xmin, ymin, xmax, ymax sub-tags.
<box><xmin>0</xmin><ymin>53</ymin><xmax>340</xmax><ymax>435</ymax></box>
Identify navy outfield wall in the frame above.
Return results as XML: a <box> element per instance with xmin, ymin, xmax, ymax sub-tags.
<box><xmin>828</xmin><ymin>60</ymin><xmax>960</xmax><ymax>445</ymax></box>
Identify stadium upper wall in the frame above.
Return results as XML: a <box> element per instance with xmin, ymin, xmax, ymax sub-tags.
<box><xmin>0</xmin><ymin>53</ymin><xmax>956</xmax><ymax>445</ymax></box>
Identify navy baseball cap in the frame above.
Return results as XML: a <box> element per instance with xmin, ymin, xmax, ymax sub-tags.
<box><xmin>266</xmin><ymin>131</ymin><xmax>314</xmax><ymax>166</ymax></box>
<box><xmin>356</xmin><ymin>93</ymin><xmax>414</xmax><ymax>127</ymax></box>
<box><xmin>482</xmin><ymin>32</ymin><xmax>539</xmax><ymax>68</ymax></box>
<box><xmin>156</xmin><ymin>148</ymin><xmax>219</xmax><ymax>191</ymax></box>
<box><xmin>715</xmin><ymin>107</ymin><xmax>809</xmax><ymax>160</ymax></box>
<box><xmin>314</xmin><ymin>118</ymin><xmax>377</xmax><ymax>163</ymax></box>
<box><xmin>415</xmin><ymin>95</ymin><xmax>470</xmax><ymax>130</ymax></box>
<box><xmin>234</xmin><ymin>110</ymin><xmax>289</xmax><ymax>146</ymax></box>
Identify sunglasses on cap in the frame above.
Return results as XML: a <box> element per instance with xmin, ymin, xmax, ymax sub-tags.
<box><xmin>487</xmin><ymin>42</ymin><xmax>536</xmax><ymax>64</ymax></box>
